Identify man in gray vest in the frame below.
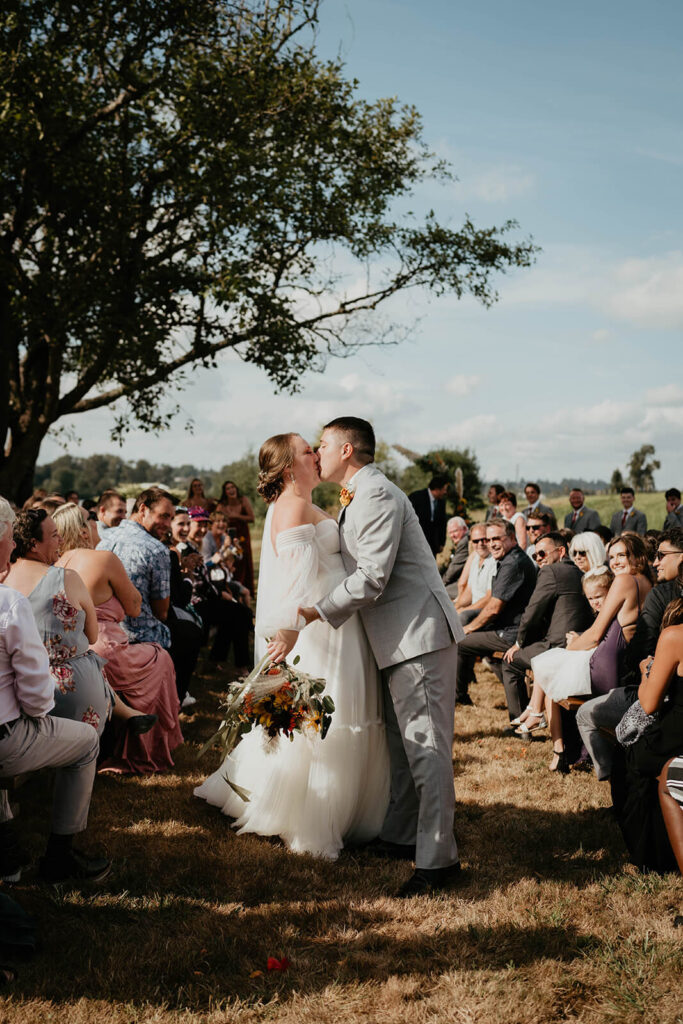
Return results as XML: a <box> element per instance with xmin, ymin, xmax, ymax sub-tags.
<box><xmin>564</xmin><ymin>488</ymin><xmax>601</xmax><ymax>533</ymax></box>
<box><xmin>273</xmin><ymin>417</ymin><xmax>464</xmax><ymax>897</ymax></box>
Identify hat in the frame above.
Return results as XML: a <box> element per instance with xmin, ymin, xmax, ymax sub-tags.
<box><xmin>187</xmin><ymin>506</ymin><xmax>210</xmax><ymax>522</ymax></box>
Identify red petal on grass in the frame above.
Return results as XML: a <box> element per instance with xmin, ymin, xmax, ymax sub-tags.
<box><xmin>267</xmin><ymin>956</ymin><xmax>290</xmax><ymax>971</ymax></box>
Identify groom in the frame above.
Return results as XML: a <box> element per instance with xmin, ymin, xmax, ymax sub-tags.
<box><xmin>272</xmin><ymin>416</ymin><xmax>465</xmax><ymax>896</ymax></box>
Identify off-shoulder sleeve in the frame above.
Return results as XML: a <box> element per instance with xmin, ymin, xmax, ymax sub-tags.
<box><xmin>255</xmin><ymin>524</ymin><xmax>319</xmax><ymax>638</ymax></box>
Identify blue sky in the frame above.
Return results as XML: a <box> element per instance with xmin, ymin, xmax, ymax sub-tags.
<box><xmin>42</xmin><ymin>0</ymin><xmax>683</xmax><ymax>486</ymax></box>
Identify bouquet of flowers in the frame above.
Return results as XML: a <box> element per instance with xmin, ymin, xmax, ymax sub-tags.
<box><xmin>197</xmin><ymin>652</ymin><xmax>335</xmax><ymax>801</ymax></box>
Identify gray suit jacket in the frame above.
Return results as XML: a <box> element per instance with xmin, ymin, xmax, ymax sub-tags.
<box><xmin>516</xmin><ymin>558</ymin><xmax>592</xmax><ymax>649</ymax></box>
<box><xmin>317</xmin><ymin>465</ymin><xmax>463</xmax><ymax>669</ymax></box>
<box><xmin>522</xmin><ymin>501</ymin><xmax>554</xmax><ymax>521</ymax></box>
<box><xmin>664</xmin><ymin>507</ymin><xmax>683</xmax><ymax>530</ymax></box>
<box><xmin>564</xmin><ymin>506</ymin><xmax>601</xmax><ymax>533</ymax></box>
<box><xmin>610</xmin><ymin>508</ymin><xmax>647</xmax><ymax>537</ymax></box>
<box><xmin>442</xmin><ymin>536</ymin><xmax>470</xmax><ymax>587</ymax></box>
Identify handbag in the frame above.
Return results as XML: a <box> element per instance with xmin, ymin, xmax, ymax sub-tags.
<box><xmin>615</xmin><ymin>699</ymin><xmax>659</xmax><ymax>747</ymax></box>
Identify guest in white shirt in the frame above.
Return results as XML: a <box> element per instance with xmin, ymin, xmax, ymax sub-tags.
<box><xmin>454</xmin><ymin>523</ymin><xmax>496</xmax><ymax>625</ymax></box>
<box><xmin>0</xmin><ymin>497</ymin><xmax>110</xmax><ymax>884</ymax></box>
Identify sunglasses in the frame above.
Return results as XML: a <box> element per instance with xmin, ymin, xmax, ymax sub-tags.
<box><xmin>534</xmin><ymin>550</ymin><xmax>550</xmax><ymax>562</ymax></box>
<box><xmin>655</xmin><ymin>548</ymin><xmax>682</xmax><ymax>560</ymax></box>
<box><xmin>527</xmin><ymin>524</ymin><xmax>543</xmax><ymax>532</ymax></box>
<box><xmin>573</xmin><ymin>550</ymin><xmax>587</xmax><ymax>557</ymax></box>
<box><xmin>472</xmin><ymin>537</ymin><xmax>489</xmax><ymax>545</ymax></box>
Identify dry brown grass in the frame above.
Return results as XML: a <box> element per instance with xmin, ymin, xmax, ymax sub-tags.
<box><xmin>1</xmin><ymin>659</ymin><xmax>682</xmax><ymax>1024</ymax></box>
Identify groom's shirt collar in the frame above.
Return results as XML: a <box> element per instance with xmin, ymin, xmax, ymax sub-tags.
<box><xmin>346</xmin><ymin>464</ymin><xmax>373</xmax><ymax>491</ymax></box>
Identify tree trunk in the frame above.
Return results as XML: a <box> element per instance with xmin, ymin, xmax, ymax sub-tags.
<box><xmin>0</xmin><ymin>427</ymin><xmax>49</xmax><ymax>506</ymax></box>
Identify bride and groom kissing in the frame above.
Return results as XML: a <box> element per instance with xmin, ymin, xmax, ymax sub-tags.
<box><xmin>195</xmin><ymin>417</ymin><xmax>465</xmax><ymax>897</ymax></box>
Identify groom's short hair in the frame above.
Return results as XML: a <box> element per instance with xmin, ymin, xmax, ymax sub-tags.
<box><xmin>323</xmin><ymin>417</ymin><xmax>375</xmax><ymax>464</ymax></box>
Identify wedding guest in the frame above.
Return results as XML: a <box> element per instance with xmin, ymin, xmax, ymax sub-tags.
<box><xmin>5</xmin><ymin>509</ymin><xmax>113</xmax><ymax>737</ymax></box>
<box><xmin>525</xmin><ymin>535</ymin><xmax>652</xmax><ymax>771</ymax></box>
<box><xmin>214</xmin><ymin>481</ymin><xmax>255</xmax><ymax>593</ymax></box>
<box><xmin>65</xmin><ymin>491</ymin><xmax>79</xmax><ymax>506</ymax></box>
<box><xmin>664</xmin><ymin>489</ymin><xmax>683</xmax><ymax>530</ymax></box>
<box><xmin>576</xmin><ymin>529</ymin><xmax>683</xmax><ymax>780</ymax></box>
<box><xmin>96</xmin><ymin>490</ymin><xmax>127</xmax><ymax>539</ymax></box>
<box><xmin>53</xmin><ymin>503</ymin><xmax>182</xmax><ymax>774</ymax></box>
<box><xmin>185</xmin><ymin>478</ymin><xmax>212</xmax><ymax>512</ymax></box>
<box><xmin>564</xmin><ymin>489</ymin><xmax>601</xmax><ymax>533</ymax></box>
<box><xmin>202</xmin><ymin>512</ymin><xmax>229</xmax><ymax>565</ymax></box>
<box><xmin>441</xmin><ymin>517</ymin><xmax>469</xmax><ymax>597</ymax></box>
<box><xmin>521</xmin><ymin>483</ymin><xmax>554</xmax><ymax>522</ymax></box>
<box><xmin>526</xmin><ymin>511</ymin><xmax>553</xmax><ymax>560</ymax></box>
<box><xmin>569</xmin><ymin>532</ymin><xmax>606</xmax><ymax>574</ymax></box>
<box><xmin>409</xmin><ymin>476</ymin><xmax>449</xmax><ymax>556</ymax></box>
<box><xmin>0</xmin><ymin>497</ymin><xmax>111</xmax><ymax>884</ymax></box>
<box><xmin>484</xmin><ymin>484</ymin><xmax>505</xmax><ymax>522</ymax></box>
<box><xmin>97</xmin><ymin>488</ymin><xmax>200</xmax><ymax>706</ymax></box>
<box><xmin>497</xmin><ymin>491</ymin><xmax>527</xmax><ymax>550</ymax></box>
<box><xmin>454</xmin><ymin>520</ymin><xmax>536</xmax><ymax>708</ymax></box>
<box><xmin>454</xmin><ymin>524</ymin><xmax>495</xmax><ymax>625</ymax></box>
<box><xmin>610</xmin><ymin>487</ymin><xmax>647</xmax><ymax>537</ymax></box>
<box><xmin>611</xmin><ymin>592</ymin><xmax>683</xmax><ymax>873</ymax></box>
<box><xmin>595</xmin><ymin>524</ymin><xmax>614</xmax><ymax>547</ymax></box>
<box><xmin>501</xmin><ymin>532</ymin><xmax>593</xmax><ymax>730</ymax></box>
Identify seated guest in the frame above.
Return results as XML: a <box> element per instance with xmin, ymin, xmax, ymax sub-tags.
<box><xmin>577</xmin><ymin>528</ymin><xmax>683</xmax><ymax>780</ymax></box>
<box><xmin>454</xmin><ymin>520</ymin><xmax>536</xmax><ymax>707</ymax></box>
<box><xmin>409</xmin><ymin>476</ymin><xmax>449</xmax><ymax>556</ymax></box>
<box><xmin>4</xmin><ymin>509</ymin><xmax>113</xmax><ymax>737</ymax></box>
<box><xmin>659</xmin><ymin>756</ymin><xmax>683</xmax><ymax>873</ymax></box>
<box><xmin>484</xmin><ymin>484</ymin><xmax>505</xmax><ymax>522</ymax></box>
<box><xmin>524</xmin><ymin>535</ymin><xmax>652</xmax><ymax>771</ymax></box>
<box><xmin>53</xmin><ymin>503</ymin><xmax>182</xmax><ymax>775</ymax></box>
<box><xmin>176</xmin><ymin>509</ymin><xmax>251</xmax><ymax>673</ymax></box>
<box><xmin>202</xmin><ymin>512</ymin><xmax>229</xmax><ymax>564</ymax></box>
<box><xmin>664</xmin><ymin>488</ymin><xmax>683</xmax><ymax>530</ymax></box>
<box><xmin>611</xmin><ymin>590</ymin><xmax>683</xmax><ymax>873</ymax></box>
<box><xmin>610</xmin><ymin>487</ymin><xmax>647</xmax><ymax>537</ymax></box>
<box><xmin>501</xmin><ymin>532</ymin><xmax>593</xmax><ymax>730</ymax></box>
<box><xmin>526</xmin><ymin>511</ymin><xmax>553</xmax><ymax>561</ymax></box>
<box><xmin>643</xmin><ymin>529</ymin><xmax>661</xmax><ymax>567</ymax></box>
<box><xmin>97</xmin><ymin>488</ymin><xmax>200</xmax><ymax>706</ymax></box>
<box><xmin>65</xmin><ymin>491</ymin><xmax>79</xmax><ymax>505</ymax></box>
<box><xmin>0</xmin><ymin>498</ymin><xmax>110</xmax><ymax>884</ymax></box>
<box><xmin>569</xmin><ymin>532</ymin><xmax>606</xmax><ymax>574</ymax></box>
<box><xmin>441</xmin><ymin>517</ymin><xmax>470</xmax><ymax>597</ymax></box>
<box><xmin>497</xmin><ymin>491</ymin><xmax>527</xmax><ymax>550</ymax></box>
<box><xmin>96</xmin><ymin>489</ymin><xmax>127</xmax><ymax>539</ymax></box>
<box><xmin>564</xmin><ymin>489</ymin><xmax>601</xmax><ymax>533</ymax></box>
<box><xmin>521</xmin><ymin>483</ymin><xmax>554</xmax><ymax>522</ymax></box>
<box><xmin>454</xmin><ymin>524</ymin><xmax>495</xmax><ymax>625</ymax></box>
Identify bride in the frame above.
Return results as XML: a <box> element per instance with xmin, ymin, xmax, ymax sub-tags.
<box><xmin>194</xmin><ymin>432</ymin><xmax>390</xmax><ymax>858</ymax></box>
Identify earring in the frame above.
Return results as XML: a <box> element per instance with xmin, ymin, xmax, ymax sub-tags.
<box><xmin>289</xmin><ymin>471</ymin><xmax>295</xmax><ymax>484</ymax></box>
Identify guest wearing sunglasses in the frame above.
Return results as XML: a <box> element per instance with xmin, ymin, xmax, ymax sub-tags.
<box><xmin>569</xmin><ymin>532</ymin><xmax>606</xmax><ymax>574</ymax></box>
<box><xmin>577</xmin><ymin>529</ymin><xmax>683</xmax><ymax>779</ymax></box>
<box><xmin>526</xmin><ymin>512</ymin><xmax>553</xmax><ymax>562</ymax></box>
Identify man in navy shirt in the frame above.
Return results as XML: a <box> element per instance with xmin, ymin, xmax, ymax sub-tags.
<box><xmin>454</xmin><ymin>519</ymin><xmax>536</xmax><ymax>711</ymax></box>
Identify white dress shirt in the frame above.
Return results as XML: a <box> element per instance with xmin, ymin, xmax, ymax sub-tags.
<box><xmin>0</xmin><ymin>584</ymin><xmax>55</xmax><ymax>725</ymax></box>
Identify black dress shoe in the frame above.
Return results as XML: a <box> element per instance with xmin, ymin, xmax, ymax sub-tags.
<box><xmin>39</xmin><ymin>849</ymin><xmax>112</xmax><ymax>884</ymax></box>
<box><xmin>455</xmin><ymin>694</ymin><xmax>474</xmax><ymax>706</ymax></box>
<box><xmin>126</xmin><ymin>713</ymin><xmax>158</xmax><ymax>737</ymax></box>
<box><xmin>364</xmin><ymin>838</ymin><xmax>416</xmax><ymax>861</ymax></box>
<box><xmin>397</xmin><ymin>862</ymin><xmax>462</xmax><ymax>897</ymax></box>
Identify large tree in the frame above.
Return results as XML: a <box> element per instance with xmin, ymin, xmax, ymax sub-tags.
<box><xmin>1</xmin><ymin>0</ymin><xmax>536</xmax><ymax>502</ymax></box>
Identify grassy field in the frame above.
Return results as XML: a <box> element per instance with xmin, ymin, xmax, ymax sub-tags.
<box><xmin>2</xmin><ymin>657</ymin><xmax>681</xmax><ymax>1024</ymax></box>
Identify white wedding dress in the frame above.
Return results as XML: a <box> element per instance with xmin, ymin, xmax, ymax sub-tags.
<box><xmin>193</xmin><ymin>508</ymin><xmax>390</xmax><ymax>859</ymax></box>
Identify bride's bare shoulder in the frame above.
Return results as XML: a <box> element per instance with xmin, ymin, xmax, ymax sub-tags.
<box><xmin>271</xmin><ymin>496</ymin><xmax>317</xmax><ymax>533</ymax></box>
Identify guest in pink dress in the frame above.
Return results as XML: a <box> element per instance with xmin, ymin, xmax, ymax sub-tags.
<box><xmin>53</xmin><ymin>503</ymin><xmax>183</xmax><ymax>774</ymax></box>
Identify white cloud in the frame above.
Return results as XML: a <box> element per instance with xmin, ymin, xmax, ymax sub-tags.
<box><xmin>458</xmin><ymin>165</ymin><xmax>536</xmax><ymax>203</ymax></box>
<box><xmin>602</xmin><ymin>253</ymin><xmax>683</xmax><ymax>329</ymax></box>
<box><xmin>445</xmin><ymin>374</ymin><xmax>481</xmax><ymax>397</ymax></box>
<box><xmin>645</xmin><ymin>384</ymin><xmax>683</xmax><ymax>405</ymax></box>
<box><xmin>591</xmin><ymin>328</ymin><xmax>614</xmax><ymax>344</ymax></box>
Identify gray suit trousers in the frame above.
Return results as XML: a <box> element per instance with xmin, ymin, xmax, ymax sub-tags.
<box><xmin>0</xmin><ymin>715</ymin><xmax>99</xmax><ymax>834</ymax></box>
<box><xmin>576</xmin><ymin>688</ymin><xmax>635</xmax><ymax>781</ymax></box>
<box><xmin>379</xmin><ymin>644</ymin><xmax>459</xmax><ymax>870</ymax></box>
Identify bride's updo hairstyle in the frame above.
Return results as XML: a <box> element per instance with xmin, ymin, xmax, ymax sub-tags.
<box><xmin>257</xmin><ymin>433</ymin><xmax>298</xmax><ymax>504</ymax></box>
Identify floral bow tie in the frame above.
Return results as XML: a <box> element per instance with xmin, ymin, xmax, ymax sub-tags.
<box><xmin>339</xmin><ymin>487</ymin><xmax>355</xmax><ymax>507</ymax></box>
